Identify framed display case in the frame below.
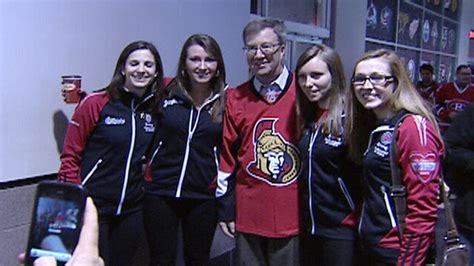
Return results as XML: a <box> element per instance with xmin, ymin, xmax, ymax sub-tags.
<box><xmin>366</xmin><ymin>0</ymin><xmax>397</xmax><ymax>42</ymax></box>
<box><xmin>365</xmin><ymin>0</ymin><xmax>461</xmax><ymax>83</ymax></box>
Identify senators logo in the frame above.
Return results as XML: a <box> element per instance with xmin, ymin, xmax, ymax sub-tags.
<box><xmin>246</xmin><ymin>119</ymin><xmax>301</xmax><ymax>186</ymax></box>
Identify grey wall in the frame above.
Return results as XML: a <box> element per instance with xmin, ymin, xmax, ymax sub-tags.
<box><xmin>332</xmin><ymin>0</ymin><xmax>367</xmax><ymax>84</ymax></box>
<box><xmin>0</xmin><ymin>0</ymin><xmax>249</xmax><ymax>183</ymax></box>
<box><xmin>0</xmin><ymin>1</ymin><xmax>249</xmax><ymax>264</ymax></box>
<box><xmin>0</xmin><ymin>184</ymin><xmax>36</xmax><ymax>266</ymax></box>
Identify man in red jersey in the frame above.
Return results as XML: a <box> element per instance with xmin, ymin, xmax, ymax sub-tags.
<box><xmin>216</xmin><ymin>18</ymin><xmax>301</xmax><ymax>265</ymax></box>
<box><xmin>434</xmin><ymin>64</ymin><xmax>474</xmax><ymax>133</ymax></box>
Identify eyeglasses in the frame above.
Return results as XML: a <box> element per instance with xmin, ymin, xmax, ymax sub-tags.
<box><xmin>351</xmin><ymin>74</ymin><xmax>395</xmax><ymax>86</ymax></box>
<box><xmin>243</xmin><ymin>43</ymin><xmax>282</xmax><ymax>55</ymax></box>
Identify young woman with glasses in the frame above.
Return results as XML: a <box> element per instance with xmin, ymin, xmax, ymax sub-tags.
<box><xmin>345</xmin><ymin>49</ymin><xmax>444</xmax><ymax>265</ymax></box>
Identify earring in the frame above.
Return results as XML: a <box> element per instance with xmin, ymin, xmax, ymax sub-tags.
<box><xmin>216</xmin><ymin>70</ymin><xmax>220</xmax><ymax>77</ymax></box>
<box><xmin>181</xmin><ymin>70</ymin><xmax>185</xmax><ymax>76</ymax></box>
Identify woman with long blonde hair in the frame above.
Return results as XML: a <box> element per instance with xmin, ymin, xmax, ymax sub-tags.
<box><xmin>345</xmin><ymin>49</ymin><xmax>443</xmax><ymax>265</ymax></box>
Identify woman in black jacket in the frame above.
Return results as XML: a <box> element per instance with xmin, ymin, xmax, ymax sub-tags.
<box><xmin>345</xmin><ymin>49</ymin><xmax>443</xmax><ymax>265</ymax></box>
<box><xmin>143</xmin><ymin>33</ymin><xmax>226</xmax><ymax>266</ymax></box>
<box><xmin>59</xmin><ymin>40</ymin><xmax>164</xmax><ymax>266</ymax></box>
<box><xmin>295</xmin><ymin>44</ymin><xmax>361</xmax><ymax>266</ymax></box>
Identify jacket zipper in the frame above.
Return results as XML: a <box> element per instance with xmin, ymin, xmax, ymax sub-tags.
<box><xmin>358</xmin><ymin>202</ymin><xmax>365</xmax><ymax>235</ymax></box>
<box><xmin>82</xmin><ymin>159</ymin><xmax>103</xmax><ymax>186</ymax></box>
<box><xmin>381</xmin><ymin>186</ymin><xmax>397</xmax><ymax>228</ymax></box>
<box><xmin>116</xmin><ymin>95</ymin><xmax>153</xmax><ymax>215</ymax></box>
<box><xmin>308</xmin><ymin>125</ymin><xmax>319</xmax><ymax>235</ymax></box>
<box><xmin>175</xmin><ymin>94</ymin><xmax>219</xmax><ymax>198</ymax></box>
<box><xmin>213</xmin><ymin>146</ymin><xmax>219</xmax><ymax>169</ymax></box>
<box><xmin>338</xmin><ymin>177</ymin><xmax>355</xmax><ymax>210</ymax></box>
<box><xmin>149</xmin><ymin>141</ymin><xmax>163</xmax><ymax>166</ymax></box>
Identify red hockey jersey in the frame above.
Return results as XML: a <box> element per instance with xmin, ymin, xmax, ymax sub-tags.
<box><xmin>216</xmin><ymin>73</ymin><xmax>301</xmax><ymax>238</ymax></box>
<box><xmin>434</xmin><ymin>82</ymin><xmax>474</xmax><ymax>131</ymax></box>
<box><xmin>415</xmin><ymin>81</ymin><xmax>438</xmax><ymax>106</ymax></box>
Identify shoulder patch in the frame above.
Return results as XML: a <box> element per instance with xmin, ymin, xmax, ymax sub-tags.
<box><xmin>409</xmin><ymin>152</ymin><xmax>437</xmax><ymax>183</ymax></box>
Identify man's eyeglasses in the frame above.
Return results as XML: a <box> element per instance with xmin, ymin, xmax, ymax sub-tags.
<box><xmin>351</xmin><ymin>74</ymin><xmax>395</xmax><ymax>86</ymax></box>
<box><xmin>243</xmin><ymin>43</ymin><xmax>282</xmax><ymax>55</ymax></box>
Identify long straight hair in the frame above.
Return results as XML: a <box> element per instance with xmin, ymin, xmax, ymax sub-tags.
<box><xmin>345</xmin><ymin>49</ymin><xmax>440</xmax><ymax>163</ymax></box>
<box><xmin>171</xmin><ymin>34</ymin><xmax>226</xmax><ymax>123</ymax></box>
<box><xmin>295</xmin><ymin>44</ymin><xmax>346</xmax><ymax>138</ymax></box>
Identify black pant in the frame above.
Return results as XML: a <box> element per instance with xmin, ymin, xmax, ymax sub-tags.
<box><xmin>98</xmin><ymin>209</ymin><xmax>145</xmax><ymax>266</ymax></box>
<box><xmin>236</xmin><ymin>232</ymin><xmax>300</xmax><ymax>266</ymax></box>
<box><xmin>300</xmin><ymin>234</ymin><xmax>357</xmax><ymax>266</ymax></box>
<box><xmin>358</xmin><ymin>244</ymin><xmax>397</xmax><ymax>266</ymax></box>
<box><xmin>144</xmin><ymin>195</ymin><xmax>217</xmax><ymax>266</ymax></box>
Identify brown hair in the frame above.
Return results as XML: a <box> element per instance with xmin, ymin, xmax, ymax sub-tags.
<box><xmin>171</xmin><ymin>34</ymin><xmax>226</xmax><ymax>123</ymax></box>
<box><xmin>295</xmin><ymin>44</ymin><xmax>346</xmax><ymax>138</ymax></box>
<box><xmin>106</xmin><ymin>41</ymin><xmax>164</xmax><ymax>112</ymax></box>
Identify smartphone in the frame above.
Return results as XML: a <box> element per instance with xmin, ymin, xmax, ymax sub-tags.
<box><xmin>25</xmin><ymin>181</ymin><xmax>86</xmax><ymax>265</ymax></box>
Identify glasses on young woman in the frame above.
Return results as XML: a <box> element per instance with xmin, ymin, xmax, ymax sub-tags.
<box><xmin>351</xmin><ymin>74</ymin><xmax>395</xmax><ymax>86</ymax></box>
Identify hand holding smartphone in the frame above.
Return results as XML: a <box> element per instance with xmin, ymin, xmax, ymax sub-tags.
<box><xmin>25</xmin><ymin>181</ymin><xmax>86</xmax><ymax>266</ymax></box>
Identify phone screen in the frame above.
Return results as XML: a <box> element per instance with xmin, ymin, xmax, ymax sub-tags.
<box><xmin>26</xmin><ymin>181</ymin><xmax>85</xmax><ymax>264</ymax></box>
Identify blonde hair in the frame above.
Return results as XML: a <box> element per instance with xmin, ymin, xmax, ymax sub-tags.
<box><xmin>345</xmin><ymin>49</ymin><xmax>440</xmax><ymax>163</ymax></box>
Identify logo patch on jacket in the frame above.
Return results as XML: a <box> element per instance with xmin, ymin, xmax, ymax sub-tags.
<box><xmin>105</xmin><ymin>116</ymin><xmax>126</xmax><ymax>125</ymax></box>
<box><xmin>447</xmin><ymin>99</ymin><xmax>469</xmax><ymax>112</ymax></box>
<box><xmin>246</xmin><ymin>118</ymin><xmax>301</xmax><ymax>186</ymax></box>
<box><xmin>324</xmin><ymin>135</ymin><xmax>343</xmax><ymax>147</ymax></box>
<box><xmin>139</xmin><ymin>113</ymin><xmax>152</xmax><ymax>123</ymax></box>
<box><xmin>381</xmin><ymin>131</ymin><xmax>392</xmax><ymax>145</ymax></box>
<box><xmin>139</xmin><ymin>113</ymin><xmax>155</xmax><ymax>133</ymax></box>
<box><xmin>374</xmin><ymin>131</ymin><xmax>391</xmax><ymax>158</ymax></box>
<box><xmin>409</xmin><ymin>152</ymin><xmax>437</xmax><ymax>183</ymax></box>
<box><xmin>163</xmin><ymin>98</ymin><xmax>179</xmax><ymax>108</ymax></box>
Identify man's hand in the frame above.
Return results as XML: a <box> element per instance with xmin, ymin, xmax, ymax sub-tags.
<box><xmin>219</xmin><ymin>221</ymin><xmax>236</xmax><ymax>238</ymax></box>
